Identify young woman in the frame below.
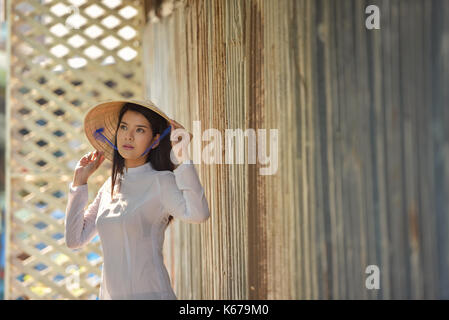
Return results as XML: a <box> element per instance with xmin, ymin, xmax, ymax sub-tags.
<box><xmin>64</xmin><ymin>100</ymin><xmax>210</xmax><ymax>300</ymax></box>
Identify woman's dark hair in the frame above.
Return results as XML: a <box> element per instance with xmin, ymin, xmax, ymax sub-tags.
<box><xmin>110</xmin><ymin>102</ymin><xmax>175</xmax><ymax>226</ymax></box>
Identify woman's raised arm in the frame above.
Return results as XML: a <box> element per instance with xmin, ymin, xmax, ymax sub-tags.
<box><xmin>159</xmin><ymin>160</ymin><xmax>210</xmax><ymax>224</ymax></box>
<box><xmin>64</xmin><ymin>182</ymin><xmax>104</xmax><ymax>249</ymax></box>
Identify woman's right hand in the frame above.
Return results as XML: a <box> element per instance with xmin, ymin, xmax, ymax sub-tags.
<box><xmin>73</xmin><ymin>150</ymin><xmax>105</xmax><ymax>186</ymax></box>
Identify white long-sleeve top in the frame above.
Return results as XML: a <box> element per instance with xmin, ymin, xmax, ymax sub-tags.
<box><xmin>64</xmin><ymin>160</ymin><xmax>210</xmax><ymax>300</ymax></box>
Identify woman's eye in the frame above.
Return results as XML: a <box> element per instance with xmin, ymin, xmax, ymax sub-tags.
<box><xmin>120</xmin><ymin>125</ymin><xmax>144</xmax><ymax>133</ymax></box>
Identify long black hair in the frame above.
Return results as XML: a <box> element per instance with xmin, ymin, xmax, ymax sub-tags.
<box><xmin>110</xmin><ymin>102</ymin><xmax>175</xmax><ymax>226</ymax></box>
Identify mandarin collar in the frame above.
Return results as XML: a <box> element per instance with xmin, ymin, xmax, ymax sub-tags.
<box><xmin>122</xmin><ymin>161</ymin><xmax>154</xmax><ymax>178</ymax></box>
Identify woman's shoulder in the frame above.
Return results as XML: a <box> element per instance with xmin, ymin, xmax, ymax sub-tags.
<box><xmin>153</xmin><ymin>169</ymin><xmax>175</xmax><ymax>179</ymax></box>
<box><xmin>155</xmin><ymin>168</ymin><xmax>174</xmax><ymax>174</ymax></box>
<box><xmin>152</xmin><ymin>170</ymin><xmax>176</xmax><ymax>187</ymax></box>
<box><xmin>98</xmin><ymin>176</ymin><xmax>113</xmax><ymax>193</ymax></box>
<box><xmin>103</xmin><ymin>176</ymin><xmax>112</xmax><ymax>186</ymax></box>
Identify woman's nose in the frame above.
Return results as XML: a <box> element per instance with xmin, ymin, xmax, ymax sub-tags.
<box><xmin>125</xmin><ymin>131</ymin><xmax>134</xmax><ymax>140</ymax></box>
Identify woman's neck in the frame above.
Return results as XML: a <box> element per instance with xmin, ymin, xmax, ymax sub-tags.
<box><xmin>125</xmin><ymin>159</ymin><xmax>147</xmax><ymax>169</ymax></box>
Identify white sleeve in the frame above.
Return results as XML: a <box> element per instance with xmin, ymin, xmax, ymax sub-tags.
<box><xmin>159</xmin><ymin>162</ymin><xmax>210</xmax><ymax>224</ymax></box>
<box><xmin>64</xmin><ymin>181</ymin><xmax>103</xmax><ymax>249</ymax></box>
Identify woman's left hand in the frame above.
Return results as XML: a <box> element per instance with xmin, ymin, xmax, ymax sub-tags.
<box><xmin>169</xmin><ymin>119</ymin><xmax>193</xmax><ymax>163</ymax></box>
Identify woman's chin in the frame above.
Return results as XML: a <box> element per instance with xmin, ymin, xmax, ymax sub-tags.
<box><xmin>119</xmin><ymin>150</ymin><xmax>136</xmax><ymax>158</ymax></box>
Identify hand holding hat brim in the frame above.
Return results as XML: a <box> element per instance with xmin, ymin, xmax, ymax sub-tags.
<box><xmin>169</xmin><ymin>119</ymin><xmax>193</xmax><ymax>144</ymax></box>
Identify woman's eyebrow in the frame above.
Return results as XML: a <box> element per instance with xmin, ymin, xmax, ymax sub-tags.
<box><xmin>120</xmin><ymin>121</ymin><xmax>149</xmax><ymax>128</ymax></box>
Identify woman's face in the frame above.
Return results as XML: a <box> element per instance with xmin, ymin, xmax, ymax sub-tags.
<box><xmin>116</xmin><ymin>111</ymin><xmax>160</xmax><ymax>167</ymax></box>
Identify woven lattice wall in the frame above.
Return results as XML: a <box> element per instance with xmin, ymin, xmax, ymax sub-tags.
<box><xmin>6</xmin><ymin>0</ymin><xmax>145</xmax><ymax>299</ymax></box>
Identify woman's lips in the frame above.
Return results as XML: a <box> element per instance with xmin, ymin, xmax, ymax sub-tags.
<box><xmin>123</xmin><ymin>145</ymin><xmax>134</xmax><ymax>150</ymax></box>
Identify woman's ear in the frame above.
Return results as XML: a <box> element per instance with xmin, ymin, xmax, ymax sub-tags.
<box><xmin>151</xmin><ymin>133</ymin><xmax>161</xmax><ymax>149</ymax></box>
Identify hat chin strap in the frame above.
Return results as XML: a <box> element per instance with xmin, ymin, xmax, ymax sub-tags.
<box><xmin>93</xmin><ymin>125</ymin><xmax>173</xmax><ymax>157</ymax></box>
<box><xmin>140</xmin><ymin>125</ymin><xmax>172</xmax><ymax>157</ymax></box>
<box><xmin>94</xmin><ymin>127</ymin><xmax>118</xmax><ymax>150</ymax></box>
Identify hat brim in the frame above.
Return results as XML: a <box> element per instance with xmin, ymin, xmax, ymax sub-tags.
<box><xmin>84</xmin><ymin>99</ymin><xmax>191</xmax><ymax>162</ymax></box>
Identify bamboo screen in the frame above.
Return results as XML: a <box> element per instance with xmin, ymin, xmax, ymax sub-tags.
<box><xmin>5</xmin><ymin>0</ymin><xmax>145</xmax><ymax>299</ymax></box>
<box><xmin>143</xmin><ymin>0</ymin><xmax>449</xmax><ymax>300</ymax></box>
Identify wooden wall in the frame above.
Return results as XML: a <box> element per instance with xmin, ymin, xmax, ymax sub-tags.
<box><xmin>143</xmin><ymin>0</ymin><xmax>449</xmax><ymax>299</ymax></box>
